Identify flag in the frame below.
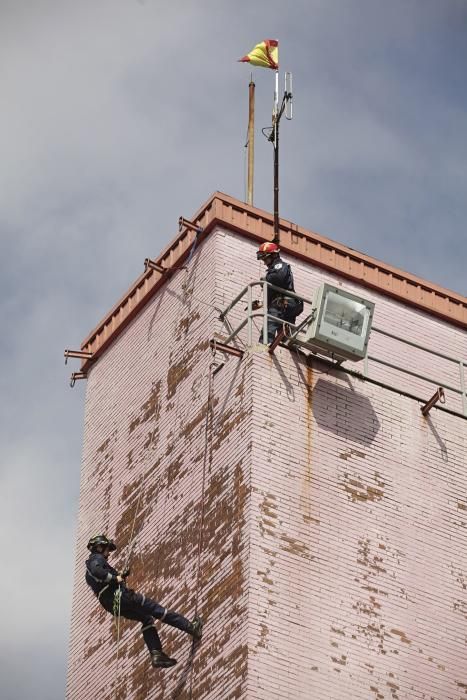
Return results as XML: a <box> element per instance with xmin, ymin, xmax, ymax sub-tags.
<box><xmin>239</xmin><ymin>39</ymin><xmax>278</xmax><ymax>69</ymax></box>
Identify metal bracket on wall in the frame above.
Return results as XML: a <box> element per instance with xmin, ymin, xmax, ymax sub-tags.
<box><xmin>421</xmin><ymin>387</ymin><xmax>445</xmax><ymax>416</ymax></box>
<box><xmin>209</xmin><ymin>339</ymin><xmax>244</xmax><ymax>359</ymax></box>
<box><xmin>64</xmin><ymin>349</ymin><xmax>93</xmax><ymax>365</ymax></box>
<box><xmin>179</xmin><ymin>216</ymin><xmax>204</xmax><ymax>234</ymax></box>
<box><xmin>268</xmin><ymin>326</ymin><xmax>287</xmax><ymax>354</ymax></box>
<box><xmin>70</xmin><ymin>371</ymin><xmax>87</xmax><ymax>388</ymax></box>
<box><xmin>144</xmin><ymin>258</ymin><xmax>166</xmax><ymax>274</ymax></box>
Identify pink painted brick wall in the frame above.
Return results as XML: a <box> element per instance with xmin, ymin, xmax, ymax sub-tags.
<box><xmin>68</xmin><ymin>227</ymin><xmax>467</xmax><ymax>700</ymax></box>
<box><xmin>248</xmin><ymin>349</ymin><xmax>466</xmax><ymax>700</ymax></box>
<box><xmin>67</xmin><ymin>232</ymin><xmax>253</xmax><ymax>699</ymax></box>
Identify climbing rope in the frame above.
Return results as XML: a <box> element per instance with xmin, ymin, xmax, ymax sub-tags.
<box><xmin>112</xmin><ymin>585</ymin><xmax>122</xmax><ymax>699</ymax></box>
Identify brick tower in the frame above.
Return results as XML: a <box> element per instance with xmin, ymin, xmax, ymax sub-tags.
<box><xmin>67</xmin><ymin>192</ymin><xmax>467</xmax><ymax>700</ymax></box>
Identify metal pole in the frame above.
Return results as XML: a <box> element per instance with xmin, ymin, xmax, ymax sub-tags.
<box><xmin>273</xmin><ymin>119</ymin><xmax>279</xmax><ymax>243</ymax></box>
<box><xmin>273</xmin><ymin>70</ymin><xmax>280</xmax><ymax>243</ymax></box>
<box><xmin>247</xmin><ymin>78</ymin><xmax>255</xmax><ymax>206</ymax></box>
<box><xmin>262</xmin><ymin>281</ymin><xmax>269</xmax><ymax>344</ymax></box>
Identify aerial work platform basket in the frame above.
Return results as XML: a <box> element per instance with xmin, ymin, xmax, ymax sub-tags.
<box><xmin>218</xmin><ymin>279</ymin><xmax>467</xmax><ymax>418</ymax></box>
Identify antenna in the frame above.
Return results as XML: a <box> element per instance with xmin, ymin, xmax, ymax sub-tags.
<box><xmin>265</xmin><ymin>71</ymin><xmax>293</xmax><ymax>242</ymax></box>
<box><xmin>285</xmin><ymin>72</ymin><xmax>293</xmax><ymax>120</ymax></box>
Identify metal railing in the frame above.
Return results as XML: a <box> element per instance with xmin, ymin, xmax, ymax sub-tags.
<box><xmin>219</xmin><ymin>281</ymin><xmax>467</xmax><ymax>417</ymax></box>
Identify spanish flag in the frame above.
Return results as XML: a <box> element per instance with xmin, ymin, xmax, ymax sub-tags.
<box><xmin>239</xmin><ymin>39</ymin><xmax>278</xmax><ymax>70</ymax></box>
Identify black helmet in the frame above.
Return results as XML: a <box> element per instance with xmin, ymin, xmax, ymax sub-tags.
<box><xmin>87</xmin><ymin>535</ymin><xmax>117</xmax><ymax>552</ymax></box>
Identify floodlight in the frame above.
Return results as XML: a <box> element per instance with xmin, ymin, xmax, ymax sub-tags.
<box><xmin>300</xmin><ymin>283</ymin><xmax>374</xmax><ymax>362</ymax></box>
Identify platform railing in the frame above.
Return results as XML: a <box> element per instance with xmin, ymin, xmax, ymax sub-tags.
<box><xmin>219</xmin><ymin>281</ymin><xmax>467</xmax><ymax>417</ymax></box>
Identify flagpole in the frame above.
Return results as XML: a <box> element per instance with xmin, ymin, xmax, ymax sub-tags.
<box><xmin>273</xmin><ymin>69</ymin><xmax>280</xmax><ymax>243</ymax></box>
<box><xmin>247</xmin><ymin>75</ymin><xmax>255</xmax><ymax>206</ymax></box>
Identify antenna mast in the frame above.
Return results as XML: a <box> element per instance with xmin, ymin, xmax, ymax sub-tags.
<box><xmin>268</xmin><ymin>71</ymin><xmax>293</xmax><ymax>243</ymax></box>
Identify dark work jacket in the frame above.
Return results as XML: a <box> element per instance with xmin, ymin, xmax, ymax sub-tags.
<box><xmin>264</xmin><ymin>256</ymin><xmax>296</xmax><ymax>308</ymax></box>
<box><xmin>85</xmin><ymin>552</ymin><xmax>124</xmax><ymax>598</ymax></box>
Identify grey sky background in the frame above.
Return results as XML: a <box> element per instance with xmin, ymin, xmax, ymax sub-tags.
<box><xmin>1</xmin><ymin>1</ymin><xmax>466</xmax><ymax>698</ymax></box>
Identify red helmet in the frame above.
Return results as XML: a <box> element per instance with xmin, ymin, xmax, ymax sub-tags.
<box><xmin>256</xmin><ymin>242</ymin><xmax>280</xmax><ymax>260</ymax></box>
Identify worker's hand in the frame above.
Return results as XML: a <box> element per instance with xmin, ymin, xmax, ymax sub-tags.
<box><xmin>115</xmin><ymin>575</ymin><xmax>124</xmax><ymax>584</ymax></box>
<box><xmin>121</xmin><ymin>568</ymin><xmax>131</xmax><ymax>579</ymax></box>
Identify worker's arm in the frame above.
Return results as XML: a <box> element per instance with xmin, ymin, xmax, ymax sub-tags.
<box><xmin>87</xmin><ymin>555</ymin><xmax>121</xmax><ymax>584</ymax></box>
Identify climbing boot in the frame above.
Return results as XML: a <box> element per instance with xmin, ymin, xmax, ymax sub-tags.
<box><xmin>150</xmin><ymin>650</ymin><xmax>177</xmax><ymax>668</ymax></box>
<box><xmin>190</xmin><ymin>616</ymin><xmax>203</xmax><ymax>642</ymax></box>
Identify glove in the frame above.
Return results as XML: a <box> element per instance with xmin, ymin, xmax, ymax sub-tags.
<box><xmin>244</xmin><ymin>299</ymin><xmax>262</xmax><ymax>311</ymax></box>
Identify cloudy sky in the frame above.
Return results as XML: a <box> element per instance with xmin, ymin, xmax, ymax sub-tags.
<box><xmin>1</xmin><ymin>1</ymin><xmax>466</xmax><ymax>697</ymax></box>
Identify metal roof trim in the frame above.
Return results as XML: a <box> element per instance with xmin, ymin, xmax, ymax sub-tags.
<box><xmin>79</xmin><ymin>191</ymin><xmax>467</xmax><ymax>370</ymax></box>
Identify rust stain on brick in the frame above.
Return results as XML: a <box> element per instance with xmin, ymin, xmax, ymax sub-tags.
<box><xmin>279</xmin><ymin>532</ymin><xmax>313</xmax><ymax>559</ymax></box>
<box><xmin>82</xmin><ymin>638</ymin><xmax>105</xmax><ymax>661</ymax></box>
<box><xmin>166</xmin><ymin>340</ymin><xmax>209</xmax><ymax>400</ymax></box>
<box><xmin>91</xmin><ymin>429</ymin><xmax>117</xmax><ymax>481</ymax></box>
<box><xmin>259</xmin><ymin>492</ymin><xmax>278</xmax><ymax>520</ymax></box>
<box><xmin>370</xmin><ymin>686</ymin><xmax>385</xmax><ymax>700</ymax></box>
<box><xmin>129</xmin><ymin>380</ymin><xmax>162</xmax><ymax>434</ymax></box>
<box><xmin>302</xmin><ymin>514</ymin><xmax>320</xmax><ymax>525</ymax></box>
<box><xmin>235</xmin><ymin>372</ymin><xmax>246</xmax><ymax>398</ymax></box>
<box><xmin>386</xmin><ymin>681</ymin><xmax>400</xmax><ymax>691</ymax></box>
<box><xmin>339</xmin><ymin>448</ymin><xmax>366</xmax><ymax>460</ymax></box>
<box><xmin>87</xmin><ymin>606</ymin><xmax>106</xmax><ymax>625</ymax></box>
<box><xmin>390</xmin><ymin>628</ymin><xmax>411</xmax><ymax>644</ymax></box>
<box><xmin>451</xmin><ymin>566</ymin><xmax>466</xmax><ymax>590</ymax></box>
<box><xmin>457</xmin><ymin>501</ymin><xmax>467</xmax><ymax>511</ymax></box>
<box><xmin>300</xmin><ymin>363</ymin><xmax>314</xmax><ymax>520</ymax></box>
<box><xmin>142</xmin><ymin>458</ymin><xmax>163</xmax><ymax>505</ymax></box>
<box><xmin>331</xmin><ymin>654</ymin><xmax>347</xmax><ymax>666</ymax></box>
<box><xmin>176</xmin><ymin>310</ymin><xmax>200</xmax><ymax>340</ymax></box>
<box><xmin>453</xmin><ymin>599</ymin><xmax>467</xmax><ymax>619</ymax></box>
<box><xmin>353</xmin><ymin>597</ymin><xmax>381</xmax><ymax>617</ymax></box>
<box><xmin>97</xmin><ymin>436</ymin><xmax>111</xmax><ymax>454</ymax></box>
<box><xmin>258</xmin><ymin>569</ymin><xmax>274</xmax><ymax>586</ymax></box>
<box><xmin>257</xmin><ymin>622</ymin><xmax>269</xmax><ymax>648</ymax></box>
<box><xmin>179</xmin><ymin>398</ymin><xmax>218</xmax><ymax>440</ymax></box>
<box><xmin>342</xmin><ymin>471</ymin><xmax>385</xmax><ymax>503</ymax></box>
<box><xmin>114</xmin><ymin>478</ymin><xmax>145</xmax><ymax>547</ymax></box>
<box><xmin>143</xmin><ymin>429</ymin><xmax>158</xmax><ymax>449</ymax></box>
<box><xmin>166</xmin><ymin>455</ymin><xmax>186</xmax><ymax>490</ymax></box>
<box><xmin>211</xmin><ymin>406</ymin><xmax>249</xmax><ymax>452</ymax></box>
<box><xmin>362</xmin><ymin>584</ymin><xmax>389</xmax><ymax>597</ymax></box>
<box><xmin>258</xmin><ymin>492</ymin><xmax>278</xmax><ymax>538</ymax></box>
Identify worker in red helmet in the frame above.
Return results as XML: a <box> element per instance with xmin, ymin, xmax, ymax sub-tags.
<box><xmin>255</xmin><ymin>242</ymin><xmax>303</xmax><ymax>344</ymax></box>
<box><xmin>85</xmin><ymin>535</ymin><xmax>203</xmax><ymax>669</ymax></box>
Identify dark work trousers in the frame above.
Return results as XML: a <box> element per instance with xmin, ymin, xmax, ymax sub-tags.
<box><xmin>259</xmin><ymin>302</ymin><xmax>297</xmax><ymax>344</ymax></box>
<box><xmin>100</xmin><ymin>588</ymin><xmax>192</xmax><ymax>653</ymax></box>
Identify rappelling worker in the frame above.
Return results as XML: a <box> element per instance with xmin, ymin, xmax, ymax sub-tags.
<box><xmin>255</xmin><ymin>242</ymin><xmax>303</xmax><ymax>344</ymax></box>
<box><xmin>85</xmin><ymin>535</ymin><xmax>203</xmax><ymax>669</ymax></box>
